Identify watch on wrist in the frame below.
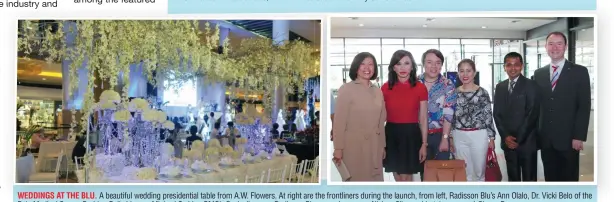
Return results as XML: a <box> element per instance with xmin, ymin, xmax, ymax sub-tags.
<box><xmin>443</xmin><ymin>134</ymin><xmax>449</xmax><ymax>139</ymax></box>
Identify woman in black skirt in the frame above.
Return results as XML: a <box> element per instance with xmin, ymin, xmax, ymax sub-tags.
<box><xmin>381</xmin><ymin>50</ymin><xmax>428</xmax><ymax>181</ymax></box>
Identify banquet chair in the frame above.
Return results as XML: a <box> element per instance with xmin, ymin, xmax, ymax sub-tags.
<box><xmin>74</xmin><ymin>157</ymin><xmax>84</xmax><ymax>183</ymax></box>
<box><xmin>266</xmin><ymin>165</ymin><xmax>287</xmax><ymax>183</ymax></box>
<box><xmin>298</xmin><ymin>159</ymin><xmax>317</xmax><ymax>183</ymax></box>
<box><xmin>15</xmin><ymin>154</ymin><xmax>34</xmax><ymax>183</ymax></box>
<box><xmin>29</xmin><ymin>150</ymin><xmax>64</xmax><ymax>183</ymax></box>
<box><xmin>286</xmin><ymin>162</ymin><xmax>303</xmax><ymax>183</ymax></box>
<box><xmin>244</xmin><ymin>171</ymin><xmax>265</xmax><ymax>183</ymax></box>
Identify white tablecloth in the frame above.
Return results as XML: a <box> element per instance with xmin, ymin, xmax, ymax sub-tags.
<box><xmin>77</xmin><ymin>154</ymin><xmax>297</xmax><ymax>183</ymax></box>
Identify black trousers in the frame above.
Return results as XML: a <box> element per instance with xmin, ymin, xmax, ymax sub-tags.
<box><xmin>541</xmin><ymin>148</ymin><xmax>580</xmax><ymax>181</ymax></box>
<box><xmin>504</xmin><ymin>149</ymin><xmax>537</xmax><ymax>181</ymax></box>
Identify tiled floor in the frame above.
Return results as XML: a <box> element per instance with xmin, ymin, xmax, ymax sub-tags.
<box><xmin>331</xmin><ymin>111</ymin><xmax>595</xmax><ymax>182</ymax></box>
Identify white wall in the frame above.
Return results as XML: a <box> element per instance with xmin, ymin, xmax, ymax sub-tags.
<box><xmin>332</xmin><ymin>28</ymin><xmax>525</xmax><ymax>39</ymax></box>
<box><xmin>17</xmin><ymin>86</ymin><xmax>62</xmax><ymax>101</ymax></box>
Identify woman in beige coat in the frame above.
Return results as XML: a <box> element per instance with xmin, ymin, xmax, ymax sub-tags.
<box><xmin>332</xmin><ymin>52</ymin><xmax>387</xmax><ymax>182</ymax></box>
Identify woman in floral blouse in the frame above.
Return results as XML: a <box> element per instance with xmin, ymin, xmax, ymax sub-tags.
<box><xmin>452</xmin><ymin>59</ymin><xmax>496</xmax><ymax>181</ymax></box>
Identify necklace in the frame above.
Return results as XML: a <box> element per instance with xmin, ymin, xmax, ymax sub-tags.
<box><xmin>424</xmin><ymin>78</ymin><xmax>437</xmax><ymax>83</ymax></box>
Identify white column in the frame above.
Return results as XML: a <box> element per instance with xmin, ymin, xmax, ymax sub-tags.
<box><xmin>62</xmin><ymin>21</ymin><xmax>89</xmax><ymax>110</ymax></box>
<box><xmin>272</xmin><ymin>20</ymin><xmax>290</xmax><ymax>121</ymax></box>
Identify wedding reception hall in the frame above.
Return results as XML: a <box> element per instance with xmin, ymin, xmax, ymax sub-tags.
<box><xmin>15</xmin><ymin>20</ymin><xmax>321</xmax><ymax>183</ymax></box>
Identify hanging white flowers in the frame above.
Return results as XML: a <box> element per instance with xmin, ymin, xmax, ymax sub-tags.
<box><xmin>18</xmin><ymin>20</ymin><xmax>320</xmax><ymax>137</ymax></box>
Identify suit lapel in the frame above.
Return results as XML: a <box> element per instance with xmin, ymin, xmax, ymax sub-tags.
<box><xmin>552</xmin><ymin>61</ymin><xmax>572</xmax><ymax>95</ymax></box>
<box><xmin>537</xmin><ymin>67</ymin><xmax>551</xmax><ymax>97</ymax></box>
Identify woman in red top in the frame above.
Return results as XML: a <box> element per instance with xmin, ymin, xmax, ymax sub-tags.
<box><xmin>382</xmin><ymin>50</ymin><xmax>428</xmax><ymax>182</ymax></box>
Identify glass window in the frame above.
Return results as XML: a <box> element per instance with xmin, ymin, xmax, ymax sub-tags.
<box><xmin>330</xmin><ymin>38</ymin><xmax>344</xmax><ymax>45</ymax></box>
<box><xmin>381</xmin><ymin>44</ymin><xmax>405</xmax><ymax>64</ymax></box>
<box><xmin>344</xmin><ymin>38</ymin><xmax>381</xmax><ymax>45</ymax></box>
<box><xmin>463</xmin><ymin>44</ymin><xmax>492</xmax><ymax>53</ymax></box>
<box><xmin>329</xmin><ymin>65</ymin><xmax>346</xmax><ymax>89</ymax></box>
<box><xmin>382</xmin><ymin>38</ymin><xmax>404</xmax><ymax>45</ymax></box>
<box><xmin>329</xmin><ymin>43</ymin><xmax>346</xmax><ymax>66</ymax></box>
<box><xmin>440</xmin><ymin>38</ymin><xmax>460</xmax><ymax>45</ymax></box>
<box><xmin>575</xmin><ymin>27</ymin><xmax>594</xmax><ymax>101</ymax></box>
<box><xmin>405</xmin><ymin>38</ymin><xmax>439</xmax><ymax>45</ymax></box>
<box><xmin>461</xmin><ymin>39</ymin><xmax>491</xmax><ymax>45</ymax></box>
<box><xmin>525</xmin><ymin>40</ymin><xmax>539</xmax><ymax>78</ymax></box>
<box><xmin>440</xmin><ymin>44</ymin><xmax>462</xmax><ymax>72</ymax></box>
<box><xmin>344</xmin><ymin>44</ymin><xmax>382</xmax><ymax>65</ymax></box>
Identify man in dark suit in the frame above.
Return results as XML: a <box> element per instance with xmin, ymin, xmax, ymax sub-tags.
<box><xmin>493</xmin><ymin>52</ymin><xmax>540</xmax><ymax>181</ymax></box>
<box><xmin>533</xmin><ymin>32</ymin><xmax>591</xmax><ymax>181</ymax></box>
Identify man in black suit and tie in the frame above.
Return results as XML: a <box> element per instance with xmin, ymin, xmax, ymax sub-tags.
<box><xmin>533</xmin><ymin>32</ymin><xmax>591</xmax><ymax>181</ymax></box>
<box><xmin>493</xmin><ymin>52</ymin><xmax>540</xmax><ymax>181</ymax></box>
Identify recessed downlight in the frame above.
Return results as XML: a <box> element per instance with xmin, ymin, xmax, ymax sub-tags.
<box><xmin>359</xmin><ymin>24</ymin><xmax>364</xmax><ymax>27</ymax></box>
<box><xmin>422</xmin><ymin>24</ymin><xmax>428</xmax><ymax>28</ymax></box>
<box><xmin>481</xmin><ymin>26</ymin><xmax>487</xmax><ymax>29</ymax></box>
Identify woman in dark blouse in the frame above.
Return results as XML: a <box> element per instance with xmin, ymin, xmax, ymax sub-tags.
<box><xmin>452</xmin><ymin>59</ymin><xmax>496</xmax><ymax>181</ymax></box>
<box><xmin>381</xmin><ymin>50</ymin><xmax>428</xmax><ymax>182</ymax></box>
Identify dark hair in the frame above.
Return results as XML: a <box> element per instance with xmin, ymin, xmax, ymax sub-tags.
<box><xmin>348</xmin><ymin>52</ymin><xmax>378</xmax><ymax>81</ymax></box>
<box><xmin>214</xmin><ymin>122</ymin><xmax>221</xmax><ymax>129</ymax></box>
<box><xmin>503</xmin><ymin>52</ymin><xmax>524</xmax><ymax>66</ymax></box>
<box><xmin>227</xmin><ymin>121</ymin><xmax>234</xmax><ymax>127</ymax></box>
<box><xmin>387</xmin><ymin>50</ymin><xmax>418</xmax><ymax>89</ymax></box>
<box><xmin>209</xmin><ymin>112</ymin><xmax>214</xmax><ymax>117</ymax></box>
<box><xmin>457</xmin><ymin>59</ymin><xmax>476</xmax><ymax>71</ymax></box>
<box><xmin>421</xmin><ymin>49</ymin><xmax>444</xmax><ymax>66</ymax></box>
<box><xmin>546</xmin><ymin>31</ymin><xmax>567</xmax><ymax>45</ymax></box>
<box><xmin>189</xmin><ymin>125</ymin><xmax>198</xmax><ymax>136</ymax></box>
<box><xmin>272</xmin><ymin>123</ymin><xmax>279</xmax><ymax>129</ymax></box>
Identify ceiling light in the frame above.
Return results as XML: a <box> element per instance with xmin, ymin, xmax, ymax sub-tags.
<box><xmin>42</xmin><ymin>78</ymin><xmax>47</xmax><ymax>80</ymax></box>
<box><xmin>426</xmin><ymin>18</ymin><xmax>435</xmax><ymax>22</ymax></box>
<box><xmin>422</xmin><ymin>24</ymin><xmax>428</xmax><ymax>28</ymax></box>
<box><xmin>481</xmin><ymin>26</ymin><xmax>487</xmax><ymax>29</ymax></box>
<box><xmin>581</xmin><ymin>29</ymin><xmax>586</xmax><ymax>31</ymax></box>
<box><xmin>358</xmin><ymin>24</ymin><xmax>364</xmax><ymax>27</ymax></box>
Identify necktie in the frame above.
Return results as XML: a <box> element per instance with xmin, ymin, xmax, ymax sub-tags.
<box><xmin>509</xmin><ymin>80</ymin><xmax>516</xmax><ymax>94</ymax></box>
<box><xmin>551</xmin><ymin>65</ymin><xmax>559</xmax><ymax>90</ymax></box>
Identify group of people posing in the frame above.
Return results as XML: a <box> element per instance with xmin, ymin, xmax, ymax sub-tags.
<box><xmin>331</xmin><ymin>31</ymin><xmax>591</xmax><ymax>182</ymax></box>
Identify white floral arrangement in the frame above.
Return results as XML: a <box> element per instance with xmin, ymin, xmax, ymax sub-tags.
<box><xmin>142</xmin><ymin>109</ymin><xmax>159</xmax><ymax>122</ymax></box>
<box><xmin>135</xmin><ymin>167</ymin><xmax>157</xmax><ymax>180</ymax></box>
<box><xmin>163</xmin><ymin>120</ymin><xmax>175</xmax><ymax>130</ymax></box>
<box><xmin>236</xmin><ymin>137</ymin><xmax>248</xmax><ymax>145</ymax></box>
<box><xmin>87</xmin><ymin>168</ymin><xmax>104</xmax><ymax>183</ymax></box>
<box><xmin>191</xmin><ymin>140</ymin><xmax>205</xmax><ymax>151</ymax></box>
<box><xmin>99</xmin><ymin>101</ymin><xmax>117</xmax><ymax>110</ymax></box>
<box><xmin>156</xmin><ymin>111</ymin><xmax>167</xmax><ymax>123</ymax></box>
<box><xmin>100</xmin><ymin>90</ymin><xmax>121</xmax><ymax>103</ymax></box>
<box><xmin>160</xmin><ymin>165</ymin><xmax>181</xmax><ymax>177</ymax></box>
<box><xmin>113</xmin><ymin>110</ymin><xmax>132</xmax><ymax>123</ymax></box>
<box><xmin>190</xmin><ymin>160</ymin><xmax>208</xmax><ymax>171</ymax></box>
<box><xmin>160</xmin><ymin>143</ymin><xmax>174</xmax><ymax>156</ymax></box>
<box><xmin>207</xmin><ymin>139</ymin><xmax>221</xmax><ymax>148</ymax></box>
<box><xmin>120</xmin><ymin>166</ymin><xmax>140</xmax><ymax>180</ymax></box>
<box><xmin>129</xmin><ymin>98</ymin><xmax>149</xmax><ymax>112</ymax></box>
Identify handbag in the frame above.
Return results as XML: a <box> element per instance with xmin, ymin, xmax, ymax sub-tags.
<box><xmin>423</xmin><ymin>138</ymin><xmax>467</xmax><ymax>181</ymax></box>
<box><xmin>485</xmin><ymin>147</ymin><xmax>502</xmax><ymax>182</ymax></box>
